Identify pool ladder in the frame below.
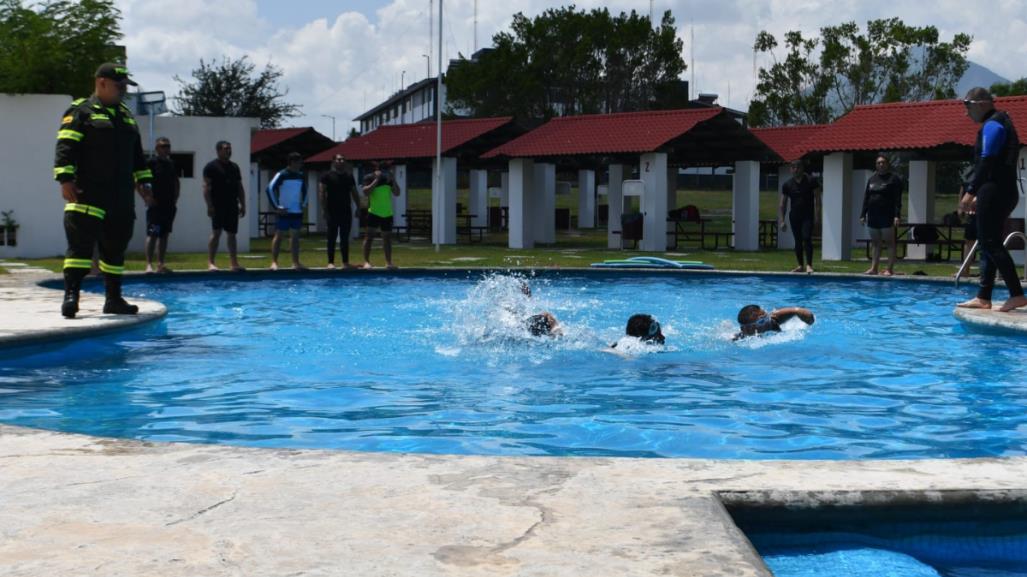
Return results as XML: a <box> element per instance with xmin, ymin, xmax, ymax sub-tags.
<box><xmin>955</xmin><ymin>231</ymin><xmax>1027</xmax><ymax>288</ymax></box>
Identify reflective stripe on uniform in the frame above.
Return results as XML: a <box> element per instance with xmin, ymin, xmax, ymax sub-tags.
<box><xmin>63</xmin><ymin>258</ymin><xmax>93</xmax><ymax>270</ymax></box>
<box><xmin>124</xmin><ymin>117</ymin><xmax>137</xmax><ymax>126</ymax></box>
<box><xmin>57</xmin><ymin>129</ymin><xmax>84</xmax><ymax>141</ymax></box>
<box><xmin>98</xmin><ymin>261</ymin><xmax>124</xmax><ymax>275</ymax></box>
<box><xmin>54</xmin><ymin>165</ymin><xmax>76</xmax><ymax>178</ymax></box>
<box><xmin>133</xmin><ymin>169</ymin><xmax>153</xmax><ymax>182</ymax></box>
<box><xmin>90</xmin><ymin>113</ymin><xmax>110</xmax><ymax>121</ymax></box>
<box><xmin>64</xmin><ymin>203</ymin><xmax>106</xmax><ymax>219</ymax></box>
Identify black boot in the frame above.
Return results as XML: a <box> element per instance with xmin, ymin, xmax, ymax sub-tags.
<box><xmin>61</xmin><ymin>269</ymin><xmax>85</xmax><ymax>319</ymax></box>
<box><xmin>102</xmin><ymin>273</ymin><xmax>138</xmax><ymax>315</ymax></box>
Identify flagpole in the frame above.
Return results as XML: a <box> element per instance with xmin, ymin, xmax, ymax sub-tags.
<box><xmin>434</xmin><ymin>0</ymin><xmax>443</xmax><ymax>252</ymax></box>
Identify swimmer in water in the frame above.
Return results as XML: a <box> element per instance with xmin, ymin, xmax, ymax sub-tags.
<box><xmin>525</xmin><ymin>312</ymin><xmax>562</xmax><ymax>337</ymax></box>
<box><xmin>611</xmin><ymin>313</ymin><xmax>665</xmax><ymax>347</ymax></box>
<box><xmin>733</xmin><ymin>304</ymin><xmax>814</xmax><ymax>340</ymax></box>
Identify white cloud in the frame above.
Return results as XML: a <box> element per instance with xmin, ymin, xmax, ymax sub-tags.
<box><xmin>113</xmin><ymin>0</ymin><xmax>1027</xmax><ymax>137</ymax></box>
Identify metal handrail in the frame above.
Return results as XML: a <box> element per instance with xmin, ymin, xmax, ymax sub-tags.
<box><xmin>955</xmin><ymin>231</ymin><xmax>1027</xmax><ymax>288</ymax></box>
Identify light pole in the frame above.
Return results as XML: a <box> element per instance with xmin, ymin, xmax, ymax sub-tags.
<box><xmin>321</xmin><ymin>114</ymin><xmax>336</xmax><ymax>141</ymax></box>
<box><xmin>422</xmin><ymin>54</ymin><xmax>430</xmax><ymax>79</ymax></box>
<box><xmin>401</xmin><ymin>70</ymin><xmax>406</xmax><ymax>91</ymax></box>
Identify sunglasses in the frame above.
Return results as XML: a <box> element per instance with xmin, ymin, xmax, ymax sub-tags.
<box><xmin>963</xmin><ymin>99</ymin><xmax>990</xmax><ymax>107</ymax></box>
<box><xmin>156</xmin><ymin>143</ymin><xmax>171</xmax><ymax>148</ymax></box>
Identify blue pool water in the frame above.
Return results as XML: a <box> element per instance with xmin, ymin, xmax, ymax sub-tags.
<box><xmin>1</xmin><ymin>272</ymin><xmax>1025</xmax><ymax>459</ymax></box>
<box><xmin>735</xmin><ymin>503</ymin><xmax>1027</xmax><ymax>576</ymax></box>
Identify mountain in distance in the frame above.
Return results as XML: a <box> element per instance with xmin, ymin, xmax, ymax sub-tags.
<box><xmin>957</xmin><ymin>60</ymin><xmax>1009</xmax><ymax>95</ymax></box>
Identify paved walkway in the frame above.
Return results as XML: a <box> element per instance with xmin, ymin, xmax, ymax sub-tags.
<box><xmin>1</xmin><ymin>268</ymin><xmax>1026</xmax><ymax>576</ymax></box>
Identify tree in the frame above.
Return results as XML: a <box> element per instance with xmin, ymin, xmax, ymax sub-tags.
<box><xmin>0</xmin><ymin>0</ymin><xmax>124</xmax><ymax>96</ymax></box>
<box><xmin>446</xmin><ymin>7</ymin><xmax>685</xmax><ymax>119</ymax></box>
<box><xmin>749</xmin><ymin>18</ymin><xmax>971</xmax><ymax>127</ymax></box>
<box><xmin>173</xmin><ymin>57</ymin><xmax>301</xmax><ymax>128</ymax></box>
<box><xmin>991</xmin><ymin>78</ymin><xmax>1027</xmax><ymax>97</ymax></box>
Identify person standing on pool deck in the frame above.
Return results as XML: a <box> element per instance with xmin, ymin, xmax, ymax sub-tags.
<box><xmin>361</xmin><ymin>161</ymin><xmax>399</xmax><ymax>269</ymax></box>
<box><xmin>203</xmin><ymin>140</ymin><xmax>247</xmax><ymax>272</ymax></box>
<box><xmin>144</xmin><ymin>136</ymin><xmax>180</xmax><ymax>274</ymax></box>
<box><xmin>266</xmin><ymin>152</ymin><xmax>308</xmax><ymax>271</ymax></box>
<box><xmin>860</xmin><ymin>154</ymin><xmax>904</xmax><ymax>276</ymax></box>
<box><xmin>54</xmin><ymin>63</ymin><xmax>154</xmax><ymax>319</ymax></box>
<box><xmin>319</xmin><ymin>153</ymin><xmax>360</xmax><ymax>269</ymax></box>
<box><xmin>956</xmin><ymin>87</ymin><xmax>1027</xmax><ymax>312</ymax></box>
<box><xmin>779</xmin><ymin>160</ymin><xmax>820</xmax><ymax>273</ymax></box>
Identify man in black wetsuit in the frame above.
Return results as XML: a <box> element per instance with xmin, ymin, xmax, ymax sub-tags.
<box><xmin>318</xmin><ymin>154</ymin><xmax>360</xmax><ymax>269</ymax></box>
<box><xmin>779</xmin><ymin>160</ymin><xmax>820</xmax><ymax>273</ymax></box>
<box><xmin>956</xmin><ymin>87</ymin><xmax>1026</xmax><ymax>313</ymax></box>
<box><xmin>859</xmin><ymin>154</ymin><xmax>904</xmax><ymax>276</ymax></box>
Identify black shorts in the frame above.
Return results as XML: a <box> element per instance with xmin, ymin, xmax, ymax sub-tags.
<box><xmin>366</xmin><ymin>213</ymin><xmax>393</xmax><ymax>232</ymax></box>
<box><xmin>146</xmin><ymin>206</ymin><xmax>176</xmax><ymax>237</ymax></box>
<box><xmin>211</xmin><ymin>205</ymin><xmax>239</xmax><ymax>234</ymax></box>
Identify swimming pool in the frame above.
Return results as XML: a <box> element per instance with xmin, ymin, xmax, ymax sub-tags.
<box><xmin>1</xmin><ymin>271</ymin><xmax>1024</xmax><ymax>459</ymax></box>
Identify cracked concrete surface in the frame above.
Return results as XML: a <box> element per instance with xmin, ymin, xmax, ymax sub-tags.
<box><xmin>4</xmin><ymin>425</ymin><xmax>1027</xmax><ymax>576</ymax></box>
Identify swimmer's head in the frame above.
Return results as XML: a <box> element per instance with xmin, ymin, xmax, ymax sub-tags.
<box><xmin>520</xmin><ymin>281</ymin><xmax>532</xmax><ymax>297</ymax></box>
<box><xmin>526</xmin><ymin>312</ymin><xmax>557</xmax><ymax>337</ymax></box>
<box><xmin>626</xmin><ymin>314</ymin><xmax>664</xmax><ymax>345</ymax></box>
<box><xmin>737</xmin><ymin>304</ymin><xmax>766</xmax><ymax>326</ymax></box>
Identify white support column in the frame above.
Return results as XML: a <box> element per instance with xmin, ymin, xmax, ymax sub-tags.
<box><xmin>776</xmin><ymin>165</ymin><xmax>794</xmax><ymax>250</ymax></box>
<box><xmin>393</xmin><ymin>164</ymin><xmax>408</xmax><ymax>228</ymax></box>
<box><xmin>907</xmin><ymin>160</ymin><xmax>936</xmax><ymax>260</ymax></box>
<box><xmin>350</xmin><ymin>169</ymin><xmax>361</xmax><ymax>239</ymax></box>
<box><xmin>468</xmin><ymin>169</ymin><xmax>488</xmax><ymax>227</ymax></box>
<box><xmin>607</xmin><ymin>164</ymin><xmax>624</xmax><ymax>249</ymax></box>
<box><xmin>639</xmin><ymin>152</ymin><xmax>668</xmax><ymax>252</ymax></box>
<box><xmin>851</xmin><ymin>169</ymin><xmax>872</xmax><ymax>251</ymax></box>
<box><xmin>533</xmin><ymin>163</ymin><xmax>556</xmax><ymax>244</ymax></box>
<box><xmin>822</xmin><ymin>152</ymin><xmax>853</xmax><ymax>261</ymax></box>
<box><xmin>508</xmin><ymin>159</ymin><xmax>535</xmax><ymax>249</ymax></box>
<box><xmin>249</xmin><ymin>163</ymin><xmax>262</xmax><ymax>239</ymax></box>
<box><xmin>431</xmin><ymin>157</ymin><xmax>457</xmax><ymax>245</ymax></box>
<box><xmin>577</xmin><ymin>169</ymin><xmax>596</xmax><ymax>228</ymax></box>
<box><xmin>305</xmin><ymin>170</ymin><xmax>321</xmax><ymax>231</ymax></box>
<box><xmin>732</xmin><ymin>161</ymin><xmax>760</xmax><ymax>251</ymax></box>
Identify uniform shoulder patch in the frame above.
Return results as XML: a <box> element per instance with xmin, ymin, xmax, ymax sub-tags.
<box><xmin>61</xmin><ymin>115</ymin><xmax>74</xmax><ymax>125</ymax></box>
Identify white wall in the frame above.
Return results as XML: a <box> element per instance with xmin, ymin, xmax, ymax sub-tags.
<box><xmin>0</xmin><ymin>94</ymin><xmax>73</xmax><ymax>258</ymax></box>
<box><xmin>0</xmin><ymin>93</ymin><xmax>259</xmax><ymax>259</ymax></box>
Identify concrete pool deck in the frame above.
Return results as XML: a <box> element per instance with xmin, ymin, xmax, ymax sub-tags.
<box><xmin>2</xmin><ymin>269</ymin><xmax>1027</xmax><ymax>576</ymax></box>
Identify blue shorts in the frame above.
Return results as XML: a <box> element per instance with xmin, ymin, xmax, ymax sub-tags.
<box><xmin>276</xmin><ymin>213</ymin><xmax>302</xmax><ymax>231</ymax></box>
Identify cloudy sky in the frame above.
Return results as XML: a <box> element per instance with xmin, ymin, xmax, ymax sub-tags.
<box><xmin>114</xmin><ymin>0</ymin><xmax>1027</xmax><ymax>138</ymax></box>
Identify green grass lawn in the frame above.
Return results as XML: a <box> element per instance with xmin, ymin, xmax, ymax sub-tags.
<box><xmin>2</xmin><ymin>189</ymin><xmax>969</xmax><ymax>277</ymax></box>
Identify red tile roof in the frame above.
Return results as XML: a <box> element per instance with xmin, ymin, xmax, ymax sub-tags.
<box><xmin>481</xmin><ymin>108</ymin><xmax>722</xmax><ymax>158</ymax></box>
<box><xmin>251</xmin><ymin>127</ymin><xmax>311</xmax><ymax>155</ymax></box>
<box><xmin>751</xmin><ymin>125</ymin><xmax>829</xmax><ymax>162</ymax></box>
<box><xmin>803</xmin><ymin>96</ymin><xmax>1027</xmax><ymax>154</ymax></box>
<box><xmin>307</xmin><ymin>117</ymin><xmax>514</xmax><ymax>162</ymax></box>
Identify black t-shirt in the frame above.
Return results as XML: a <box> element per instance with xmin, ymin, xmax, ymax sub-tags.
<box><xmin>782</xmin><ymin>174</ymin><xmax>819</xmax><ymax>217</ymax></box>
<box><xmin>203</xmin><ymin>159</ymin><xmax>242</xmax><ymax>207</ymax></box>
<box><xmin>319</xmin><ymin>169</ymin><xmax>356</xmax><ymax>215</ymax></box>
<box><xmin>863</xmin><ymin>171</ymin><xmax>903</xmax><ymax>216</ymax></box>
<box><xmin>147</xmin><ymin>155</ymin><xmax>177</xmax><ymax>208</ymax></box>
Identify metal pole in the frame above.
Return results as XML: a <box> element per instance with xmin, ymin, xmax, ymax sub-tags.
<box><xmin>434</xmin><ymin>0</ymin><xmax>443</xmax><ymax>252</ymax></box>
<box><xmin>321</xmin><ymin>114</ymin><xmax>336</xmax><ymax>140</ymax></box>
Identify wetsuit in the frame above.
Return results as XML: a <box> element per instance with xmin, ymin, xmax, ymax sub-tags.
<box><xmin>782</xmin><ymin>174</ymin><xmax>819</xmax><ymax>268</ymax></box>
<box><xmin>966</xmin><ymin>109</ymin><xmax>1023</xmax><ymax>301</ymax></box>
<box><xmin>861</xmin><ymin>171</ymin><xmax>903</xmax><ymax>229</ymax></box>
<box><xmin>320</xmin><ymin>168</ymin><xmax>357</xmax><ymax>264</ymax></box>
<box><xmin>54</xmin><ymin>95</ymin><xmax>152</xmax><ymax>316</ymax></box>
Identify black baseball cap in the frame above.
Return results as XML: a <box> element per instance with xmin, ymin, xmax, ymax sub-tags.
<box><xmin>95</xmin><ymin>63</ymin><xmax>138</xmax><ymax>86</ymax></box>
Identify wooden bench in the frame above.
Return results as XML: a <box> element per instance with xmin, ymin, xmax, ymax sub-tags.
<box><xmin>858</xmin><ymin>223</ymin><xmax>963</xmax><ymax>262</ymax></box>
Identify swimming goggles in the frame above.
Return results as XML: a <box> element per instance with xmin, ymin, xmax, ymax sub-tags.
<box><xmin>648</xmin><ymin>319</ymin><xmax>662</xmax><ymax>337</ymax></box>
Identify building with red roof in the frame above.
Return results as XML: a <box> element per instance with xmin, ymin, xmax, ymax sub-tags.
<box><xmin>480</xmin><ymin>108</ymin><xmax>778</xmax><ymax>250</ymax></box>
